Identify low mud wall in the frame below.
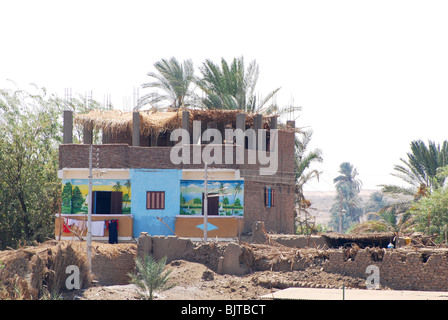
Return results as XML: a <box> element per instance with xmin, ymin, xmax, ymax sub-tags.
<box><xmin>138</xmin><ymin>234</ymin><xmax>448</xmax><ymax>292</ymax></box>
<box><xmin>323</xmin><ymin>247</ymin><xmax>448</xmax><ymax>291</ymax></box>
<box><xmin>0</xmin><ymin>241</ymin><xmax>137</xmax><ymax>298</ymax></box>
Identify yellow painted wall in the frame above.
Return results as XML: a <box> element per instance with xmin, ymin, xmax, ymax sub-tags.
<box><xmin>55</xmin><ymin>214</ymin><xmax>133</xmax><ymax>239</ymax></box>
<box><xmin>175</xmin><ymin>216</ymin><xmax>243</xmax><ymax>238</ymax></box>
<box><xmin>182</xmin><ymin>170</ymin><xmax>239</xmax><ymax>181</ymax></box>
<box><xmin>59</xmin><ymin>169</ymin><xmax>129</xmax><ymax>180</ymax></box>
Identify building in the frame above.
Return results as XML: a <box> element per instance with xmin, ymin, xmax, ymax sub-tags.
<box><xmin>56</xmin><ymin>109</ymin><xmax>296</xmax><ymax>242</ymax></box>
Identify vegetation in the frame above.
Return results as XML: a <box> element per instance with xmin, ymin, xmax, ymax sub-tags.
<box><xmin>0</xmin><ymin>87</ymin><xmax>62</xmax><ymax>249</ymax></box>
<box><xmin>139</xmin><ymin>56</ymin><xmax>300</xmax><ymax>116</ymax></box>
<box><xmin>294</xmin><ymin>129</ymin><xmax>323</xmax><ymax>235</ymax></box>
<box><xmin>341</xmin><ymin>140</ymin><xmax>448</xmax><ymax>242</ymax></box>
<box><xmin>128</xmin><ymin>255</ymin><xmax>173</xmax><ymax>300</ymax></box>
<box><xmin>0</xmin><ymin>86</ymin><xmax>103</xmax><ymax>249</ymax></box>
<box><xmin>381</xmin><ymin>140</ymin><xmax>448</xmax><ymax>198</ymax></box>
<box><xmin>329</xmin><ymin>162</ymin><xmax>363</xmax><ymax>232</ymax></box>
<box><xmin>410</xmin><ymin>182</ymin><xmax>448</xmax><ymax>242</ymax></box>
<box><xmin>139</xmin><ymin>57</ymin><xmax>196</xmax><ymax>110</ymax></box>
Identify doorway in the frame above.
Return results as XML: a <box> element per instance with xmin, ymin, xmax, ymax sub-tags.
<box><xmin>202</xmin><ymin>193</ymin><xmax>219</xmax><ymax>216</ymax></box>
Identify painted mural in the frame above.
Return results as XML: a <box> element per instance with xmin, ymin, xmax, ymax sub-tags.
<box><xmin>61</xmin><ymin>179</ymin><xmax>132</xmax><ymax>214</ymax></box>
<box><xmin>180</xmin><ymin>180</ymin><xmax>244</xmax><ymax>216</ymax></box>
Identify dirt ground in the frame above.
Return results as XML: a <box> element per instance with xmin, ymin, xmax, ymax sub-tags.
<box><xmin>0</xmin><ymin>240</ymin><xmax>378</xmax><ymax>300</ymax></box>
<box><xmin>67</xmin><ymin>259</ymin><xmax>370</xmax><ymax>300</ymax></box>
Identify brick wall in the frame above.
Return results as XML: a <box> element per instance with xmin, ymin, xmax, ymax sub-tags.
<box><xmin>243</xmin><ymin>181</ymin><xmax>295</xmax><ymax>234</ymax></box>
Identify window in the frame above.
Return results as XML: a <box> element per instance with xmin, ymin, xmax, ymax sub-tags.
<box><xmin>264</xmin><ymin>187</ymin><xmax>275</xmax><ymax>207</ymax></box>
<box><xmin>93</xmin><ymin>191</ymin><xmax>122</xmax><ymax>214</ymax></box>
<box><xmin>146</xmin><ymin>191</ymin><xmax>165</xmax><ymax>210</ymax></box>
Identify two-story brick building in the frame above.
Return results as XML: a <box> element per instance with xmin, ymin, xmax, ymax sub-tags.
<box><xmin>56</xmin><ymin>109</ymin><xmax>296</xmax><ymax>242</ymax></box>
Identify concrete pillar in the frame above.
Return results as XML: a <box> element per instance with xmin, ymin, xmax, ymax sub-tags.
<box><xmin>236</xmin><ymin>113</ymin><xmax>246</xmax><ymax>131</ymax></box>
<box><xmin>182</xmin><ymin>111</ymin><xmax>190</xmax><ymax>144</ymax></box>
<box><xmin>192</xmin><ymin>120</ymin><xmax>201</xmax><ymax>145</ymax></box>
<box><xmin>63</xmin><ymin>110</ymin><xmax>73</xmax><ymax>144</ymax></box>
<box><xmin>132</xmin><ymin>111</ymin><xmax>140</xmax><ymax>146</ymax></box>
<box><xmin>270</xmin><ymin>116</ymin><xmax>278</xmax><ymax>130</ymax></box>
<box><xmin>83</xmin><ymin>120</ymin><xmax>93</xmax><ymax>145</ymax></box>
<box><xmin>205</xmin><ymin>121</ymin><xmax>217</xmax><ymax>143</ymax></box>
<box><xmin>254</xmin><ymin>114</ymin><xmax>263</xmax><ymax>150</ymax></box>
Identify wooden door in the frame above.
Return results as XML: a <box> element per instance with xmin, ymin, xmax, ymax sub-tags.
<box><xmin>110</xmin><ymin>191</ymin><xmax>123</xmax><ymax>214</ymax></box>
<box><xmin>202</xmin><ymin>193</ymin><xmax>219</xmax><ymax>216</ymax></box>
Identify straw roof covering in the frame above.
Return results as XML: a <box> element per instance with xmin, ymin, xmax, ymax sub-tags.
<box><xmin>74</xmin><ymin>109</ymin><xmax>285</xmax><ymax>136</ymax></box>
<box><xmin>321</xmin><ymin>232</ymin><xmax>395</xmax><ymax>248</ymax></box>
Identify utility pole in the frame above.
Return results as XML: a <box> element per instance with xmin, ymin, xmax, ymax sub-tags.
<box><xmin>87</xmin><ymin>144</ymin><xmax>93</xmax><ymax>273</ymax></box>
<box><xmin>204</xmin><ymin>162</ymin><xmax>208</xmax><ymax>243</ymax></box>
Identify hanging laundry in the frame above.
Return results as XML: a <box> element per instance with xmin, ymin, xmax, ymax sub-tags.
<box><xmin>63</xmin><ymin>218</ymin><xmax>71</xmax><ymax>233</ymax></box>
<box><xmin>108</xmin><ymin>219</ymin><xmax>118</xmax><ymax>244</ymax></box>
<box><xmin>91</xmin><ymin>221</ymin><xmax>105</xmax><ymax>236</ymax></box>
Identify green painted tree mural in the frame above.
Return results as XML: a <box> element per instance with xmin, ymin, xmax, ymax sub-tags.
<box><xmin>61</xmin><ymin>182</ymin><xmax>73</xmax><ymax>214</ymax></box>
<box><xmin>71</xmin><ymin>186</ymin><xmax>85</xmax><ymax>213</ymax></box>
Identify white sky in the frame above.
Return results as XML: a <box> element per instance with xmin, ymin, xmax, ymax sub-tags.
<box><xmin>1</xmin><ymin>0</ymin><xmax>448</xmax><ymax>192</ymax></box>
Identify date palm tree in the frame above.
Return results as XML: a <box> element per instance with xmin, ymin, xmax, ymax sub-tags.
<box><xmin>139</xmin><ymin>57</ymin><xmax>196</xmax><ymax>110</ymax></box>
<box><xmin>381</xmin><ymin>139</ymin><xmax>448</xmax><ymax>210</ymax></box>
<box><xmin>382</xmin><ymin>140</ymin><xmax>448</xmax><ymax>195</ymax></box>
<box><xmin>294</xmin><ymin>130</ymin><xmax>323</xmax><ymax>208</ymax></box>
<box><xmin>128</xmin><ymin>255</ymin><xmax>173</xmax><ymax>300</ymax></box>
<box><xmin>197</xmin><ymin>56</ymin><xmax>291</xmax><ymax>115</ymax></box>
<box><xmin>330</xmin><ymin>162</ymin><xmax>363</xmax><ymax>232</ymax></box>
<box><xmin>294</xmin><ymin>130</ymin><xmax>323</xmax><ymax>234</ymax></box>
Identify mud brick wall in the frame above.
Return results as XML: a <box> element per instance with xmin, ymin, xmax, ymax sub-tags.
<box><xmin>323</xmin><ymin>248</ymin><xmax>448</xmax><ymax>291</ymax></box>
<box><xmin>91</xmin><ymin>248</ymin><xmax>136</xmax><ymax>285</ymax></box>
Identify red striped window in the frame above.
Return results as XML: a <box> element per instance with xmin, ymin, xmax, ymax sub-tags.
<box><xmin>146</xmin><ymin>191</ymin><xmax>165</xmax><ymax>210</ymax></box>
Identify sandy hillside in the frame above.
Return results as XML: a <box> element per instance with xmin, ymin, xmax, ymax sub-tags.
<box><xmin>302</xmin><ymin>190</ymin><xmax>377</xmax><ymax>227</ymax></box>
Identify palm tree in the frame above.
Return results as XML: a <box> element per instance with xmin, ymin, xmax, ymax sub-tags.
<box><xmin>330</xmin><ymin>162</ymin><xmax>363</xmax><ymax>232</ymax></box>
<box><xmin>364</xmin><ymin>191</ymin><xmax>390</xmax><ymax>214</ymax></box>
<box><xmin>128</xmin><ymin>255</ymin><xmax>173</xmax><ymax>300</ymax></box>
<box><xmin>197</xmin><ymin>56</ymin><xmax>293</xmax><ymax>115</ymax></box>
<box><xmin>382</xmin><ymin>140</ymin><xmax>448</xmax><ymax>196</ymax></box>
<box><xmin>139</xmin><ymin>57</ymin><xmax>196</xmax><ymax>110</ymax></box>
<box><xmin>124</xmin><ymin>179</ymin><xmax>131</xmax><ymax>197</ymax></box>
<box><xmin>368</xmin><ymin>207</ymin><xmax>414</xmax><ymax>236</ymax></box>
<box><xmin>112</xmin><ymin>181</ymin><xmax>122</xmax><ymax>192</ymax></box>
<box><xmin>379</xmin><ymin>140</ymin><xmax>448</xmax><ymax>216</ymax></box>
<box><xmin>294</xmin><ymin>130</ymin><xmax>323</xmax><ymax>209</ymax></box>
<box><xmin>231</xmin><ymin>182</ymin><xmax>242</xmax><ymax>215</ymax></box>
<box><xmin>333</xmin><ymin>162</ymin><xmax>362</xmax><ymax>194</ymax></box>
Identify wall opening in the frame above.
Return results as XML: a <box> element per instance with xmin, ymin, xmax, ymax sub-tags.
<box><xmin>421</xmin><ymin>253</ymin><xmax>431</xmax><ymax>263</ymax></box>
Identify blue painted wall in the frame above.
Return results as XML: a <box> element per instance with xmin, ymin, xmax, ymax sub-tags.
<box><xmin>130</xmin><ymin>169</ymin><xmax>181</xmax><ymax>237</ymax></box>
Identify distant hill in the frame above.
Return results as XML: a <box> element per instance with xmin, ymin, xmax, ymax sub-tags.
<box><xmin>302</xmin><ymin>189</ymin><xmax>378</xmax><ymax>227</ymax></box>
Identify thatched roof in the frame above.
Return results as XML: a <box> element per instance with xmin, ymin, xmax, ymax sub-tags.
<box><xmin>321</xmin><ymin>232</ymin><xmax>395</xmax><ymax>248</ymax></box>
<box><xmin>74</xmin><ymin>109</ymin><xmax>285</xmax><ymax>136</ymax></box>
